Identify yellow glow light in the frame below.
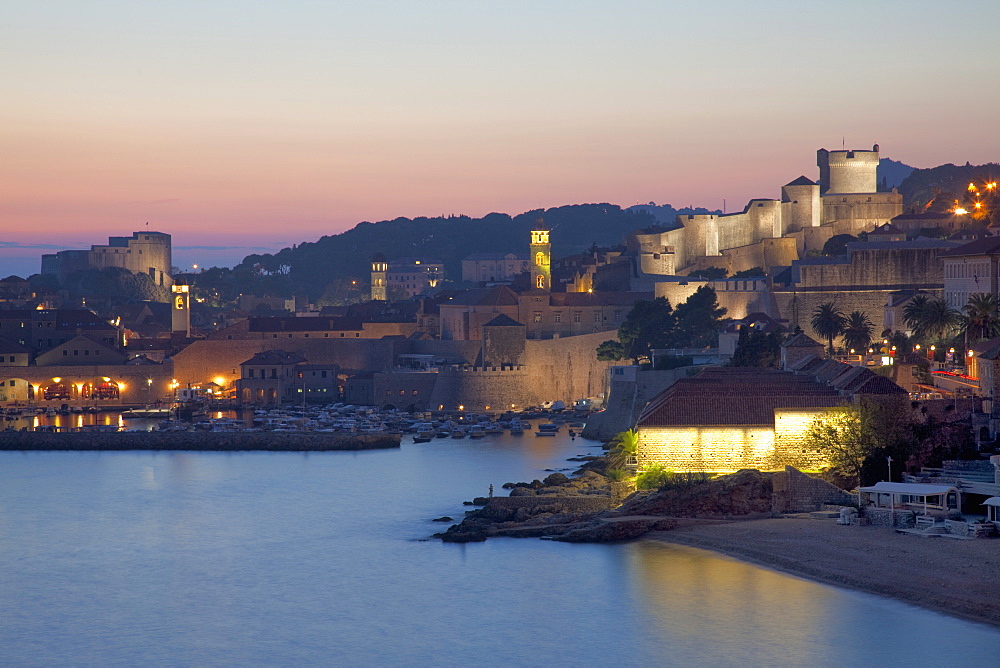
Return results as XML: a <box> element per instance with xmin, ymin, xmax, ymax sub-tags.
<box><xmin>955</xmin><ymin>208</ymin><xmax>968</xmax><ymax>215</ymax></box>
<box><xmin>52</xmin><ymin>377</ymin><xmax>61</xmax><ymax>383</ymax></box>
<box><xmin>213</xmin><ymin>376</ymin><xmax>226</xmax><ymax>387</ymax></box>
<box><xmin>975</xmin><ymin>202</ymin><xmax>983</xmax><ymax>209</ymax></box>
<box><xmin>969</xmin><ymin>182</ymin><xmax>978</xmax><ymax>192</ymax></box>
<box><xmin>102</xmin><ymin>377</ymin><xmax>111</xmax><ymax>382</ymax></box>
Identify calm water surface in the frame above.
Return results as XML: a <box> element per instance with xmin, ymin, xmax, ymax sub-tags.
<box><xmin>2</xmin><ymin>432</ymin><xmax>998</xmax><ymax>666</ymax></box>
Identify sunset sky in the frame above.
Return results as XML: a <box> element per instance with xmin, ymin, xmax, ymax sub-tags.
<box><xmin>3</xmin><ymin>0</ymin><xmax>999</xmax><ymax>277</ymax></box>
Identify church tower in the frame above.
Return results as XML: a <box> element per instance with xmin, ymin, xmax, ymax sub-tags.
<box><xmin>171</xmin><ymin>283</ymin><xmax>191</xmax><ymax>337</ymax></box>
<box><xmin>529</xmin><ymin>218</ymin><xmax>551</xmax><ymax>291</ymax></box>
<box><xmin>371</xmin><ymin>253</ymin><xmax>388</xmax><ymax>301</ymax></box>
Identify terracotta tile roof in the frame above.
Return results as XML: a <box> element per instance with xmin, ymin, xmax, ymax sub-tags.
<box><xmin>446</xmin><ymin>285</ymin><xmax>520</xmax><ymax>307</ymax></box>
<box><xmin>782</xmin><ymin>332</ymin><xmax>823</xmax><ymax>348</ymax></box>
<box><xmin>240</xmin><ymin>349</ymin><xmax>307</xmax><ymax>366</ymax></box>
<box><xmin>637</xmin><ymin>368</ymin><xmax>843</xmax><ymax>427</ymax></box>
<box><xmin>483</xmin><ymin>314</ymin><xmax>524</xmax><ymax>327</ymax></box>
<box><xmin>938</xmin><ymin>237</ymin><xmax>1000</xmax><ymax>258</ymax></box>
<box><xmin>0</xmin><ymin>336</ymin><xmax>31</xmax><ymax>354</ymax></box>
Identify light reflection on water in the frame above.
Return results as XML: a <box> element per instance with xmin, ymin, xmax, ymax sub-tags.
<box><xmin>1</xmin><ymin>434</ymin><xmax>999</xmax><ymax>665</ymax></box>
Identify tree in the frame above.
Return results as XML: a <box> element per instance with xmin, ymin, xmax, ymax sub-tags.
<box><xmin>802</xmin><ymin>398</ymin><xmax>917</xmax><ymax>485</ymax></box>
<box><xmin>596</xmin><ymin>340</ymin><xmax>626</xmax><ymax>361</ymax></box>
<box><xmin>961</xmin><ymin>293</ymin><xmax>1000</xmax><ymax>344</ymax></box>
<box><xmin>670</xmin><ymin>286</ymin><xmax>727</xmax><ymax>348</ymax></box>
<box><xmin>904</xmin><ymin>294</ymin><xmax>960</xmax><ymax>343</ymax></box>
<box><xmin>841</xmin><ymin>311</ymin><xmax>874</xmax><ymax>353</ymax></box>
<box><xmin>821</xmin><ymin>234</ymin><xmax>857</xmax><ymax>256</ymax></box>
<box><xmin>731</xmin><ymin>267</ymin><xmax>765</xmax><ymax>279</ymax></box>
<box><xmin>688</xmin><ymin>266</ymin><xmax>727</xmax><ymax>280</ymax></box>
<box><xmin>606</xmin><ymin>429</ymin><xmax>638</xmax><ymax>471</ymax></box>
<box><xmin>810</xmin><ymin>302</ymin><xmax>846</xmax><ymax>354</ymax></box>
<box><xmin>728</xmin><ymin>327</ymin><xmax>783</xmax><ymax>367</ymax></box>
<box><xmin>616</xmin><ymin>297</ymin><xmax>675</xmax><ymax>363</ymax></box>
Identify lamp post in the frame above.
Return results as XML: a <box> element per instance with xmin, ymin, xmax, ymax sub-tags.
<box><xmin>887</xmin><ymin>455</ymin><xmax>893</xmax><ymax>482</ymax></box>
<box><xmin>146</xmin><ymin>378</ymin><xmax>152</xmax><ymax>406</ymax></box>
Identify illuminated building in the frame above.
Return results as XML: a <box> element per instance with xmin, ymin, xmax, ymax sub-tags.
<box><xmin>635</xmin><ymin>361</ymin><xmax>906</xmax><ymax>474</ymax></box>
<box><xmin>529</xmin><ymin>219</ymin><xmax>551</xmax><ymax>292</ymax></box>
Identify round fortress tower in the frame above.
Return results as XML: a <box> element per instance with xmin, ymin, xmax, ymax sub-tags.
<box><xmin>817</xmin><ymin>144</ymin><xmax>880</xmax><ymax>194</ymax></box>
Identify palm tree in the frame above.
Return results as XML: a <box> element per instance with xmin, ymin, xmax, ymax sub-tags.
<box><xmin>961</xmin><ymin>293</ymin><xmax>1000</xmax><ymax>344</ymax></box>
<box><xmin>921</xmin><ymin>298</ymin><xmax>961</xmax><ymax>342</ymax></box>
<box><xmin>811</xmin><ymin>302</ymin><xmax>846</xmax><ymax>354</ymax></box>
<box><xmin>903</xmin><ymin>294</ymin><xmax>959</xmax><ymax>343</ymax></box>
<box><xmin>842</xmin><ymin>311</ymin><xmax>874</xmax><ymax>353</ymax></box>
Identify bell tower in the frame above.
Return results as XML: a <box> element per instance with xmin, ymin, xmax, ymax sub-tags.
<box><xmin>171</xmin><ymin>283</ymin><xmax>190</xmax><ymax>337</ymax></box>
<box><xmin>529</xmin><ymin>217</ymin><xmax>551</xmax><ymax>291</ymax></box>
<box><xmin>371</xmin><ymin>253</ymin><xmax>388</xmax><ymax>301</ymax></box>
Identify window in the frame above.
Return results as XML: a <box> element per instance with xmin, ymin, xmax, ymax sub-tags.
<box><xmin>593</xmin><ymin>312</ymin><xmax>601</xmax><ymax>322</ymax></box>
<box><xmin>573</xmin><ymin>312</ymin><xmax>581</xmax><ymax>323</ymax></box>
<box><xmin>248</xmin><ymin>369</ymin><xmax>255</xmax><ymax>378</ymax></box>
<box><xmin>554</xmin><ymin>312</ymin><xmax>562</xmax><ymax>323</ymax></box>
<box><xmin>321</xmin><ymin>370</ymin><xmax>327</xmax><ymax>378</ymax></box>
<box><xmin>533</xmin><ymin>312</ymin><xmax>542</xmax><ymax>323</ymax></box>
<box><xmin>63</xmin><ymin>350</ymin><xmax>68</xmax><ymax>356</ymax></box>
<box><xmin>271</xmin><ymin>369</ymin><xmax>277</xmax><ymax>379</ymax></box>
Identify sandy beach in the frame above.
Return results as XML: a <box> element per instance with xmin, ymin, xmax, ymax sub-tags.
<box><xmin>648</xmin><ymin>517</ymin><xmax>1000</xmax><ymax>628</ymax></box>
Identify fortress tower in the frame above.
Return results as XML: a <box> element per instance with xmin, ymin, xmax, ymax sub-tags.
<box><xmin>529</xmin><ymin>218</ymin><xmax>551</xmax><ymax>291</ymax></box>
<box><xmin>370</xmin><ymin>253</ymin><xmax>388</xmax><ymax>301</ymax></box>
<box><xmin>817</xmin><ymin>144</ymin><xmax>880</xmax><ymax>194</ymax></box>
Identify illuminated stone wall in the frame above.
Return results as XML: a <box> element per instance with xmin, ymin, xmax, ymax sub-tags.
<box><xmin>636</xmin><ymin>408</ymin><xmax>833</xmax><ymax>474</ymax></box>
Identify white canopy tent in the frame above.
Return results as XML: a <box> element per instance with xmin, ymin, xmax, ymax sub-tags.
<box><xmin>859</xmin><ymin>481</ymin><xmax>961</xmax><ymax>516</ymax></box>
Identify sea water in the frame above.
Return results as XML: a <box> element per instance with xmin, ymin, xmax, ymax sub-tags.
<box><xmin>2</xmin><ymin>433</ymin><xmax>998</xmax><ymax>666</ymax></box>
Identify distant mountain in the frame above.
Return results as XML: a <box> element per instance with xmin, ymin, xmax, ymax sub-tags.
<box><xmin>877</xmin><ymin>158</ymin><xmax>915</xmax><ymax>190</ymax></box>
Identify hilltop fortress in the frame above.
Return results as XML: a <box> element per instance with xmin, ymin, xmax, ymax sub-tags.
<box><xmin>629</xmin><ymin>146</ymin><xmax>902</xmax><ymax>281</ymax></box>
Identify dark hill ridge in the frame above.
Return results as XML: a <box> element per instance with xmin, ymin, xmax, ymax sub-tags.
<box><xmin>190</xmin><ymin>202</ymin><xmax>715</xmax><ymax>301</ymax></box>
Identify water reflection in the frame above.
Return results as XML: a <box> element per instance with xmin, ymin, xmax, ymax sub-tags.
<box><xmin>628</xmin><ymin>541</ymin><xmax>830</xmax><ymax>662</ymax></box>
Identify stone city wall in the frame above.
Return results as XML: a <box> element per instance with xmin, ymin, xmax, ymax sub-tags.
<box><xmin>773</xmin><ymin>288</ymin><xmax>900</xmax><ymax>342</ymax></box>
<box><xmin>524</xmin><ymin>331</ymin><xmax>615</xmax><ymax>406</ymax></box>
<box><xmin>796</xmin><ymin>246</ymin><xmax>947</xmax><ymax>290</ymax></box>
<box><xmin>582</xmin><ymin>368</ymin><xmax>689</xmax><ymax>440</ymax></box>
<box><xmin>426</xmin><ymin>366</ymin><xmax>530</xmax><ymax>412</ymax></box>
<box><xmin>771</xmin><ymin>466</ymin><xmax>855</xmax><ymax>513</ymax></box>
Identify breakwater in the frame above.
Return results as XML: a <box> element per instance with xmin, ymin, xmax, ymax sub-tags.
<box><xmin>0</xmin><ymin>431</ymin><xmax>400</xmax><ymax>452</ymax></box>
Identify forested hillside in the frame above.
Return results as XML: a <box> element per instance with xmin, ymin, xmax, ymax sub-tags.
<box><xmin>186</xmin><ymin>203</ymin><xmax>714</xmax><ymax>303</ymax></box>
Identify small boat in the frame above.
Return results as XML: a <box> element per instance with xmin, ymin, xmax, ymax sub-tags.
<box><xmin>121</xmin><ymin>407</ymin><xmax>174</xmax><ymax>418</ymax></box>
<box><xmin>466</xmin><ymin>425</ymin><xmax>486</xmax><ymax>439</ymax></box>
<box><xmin>534</xmin><ymin>430</ymin><xmax>557</xmax><ymax>437</ymax></box>
<box><xmin>412</xmin><ymin>435</ymin><xmax>432</xmax><ymax>443</ymax></box>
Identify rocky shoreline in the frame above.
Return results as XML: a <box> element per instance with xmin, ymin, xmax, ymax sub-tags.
<box><xmin>436</xmin><ymin>455</ymin><xmax>782</xmax><ymax>543</ymax></box>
